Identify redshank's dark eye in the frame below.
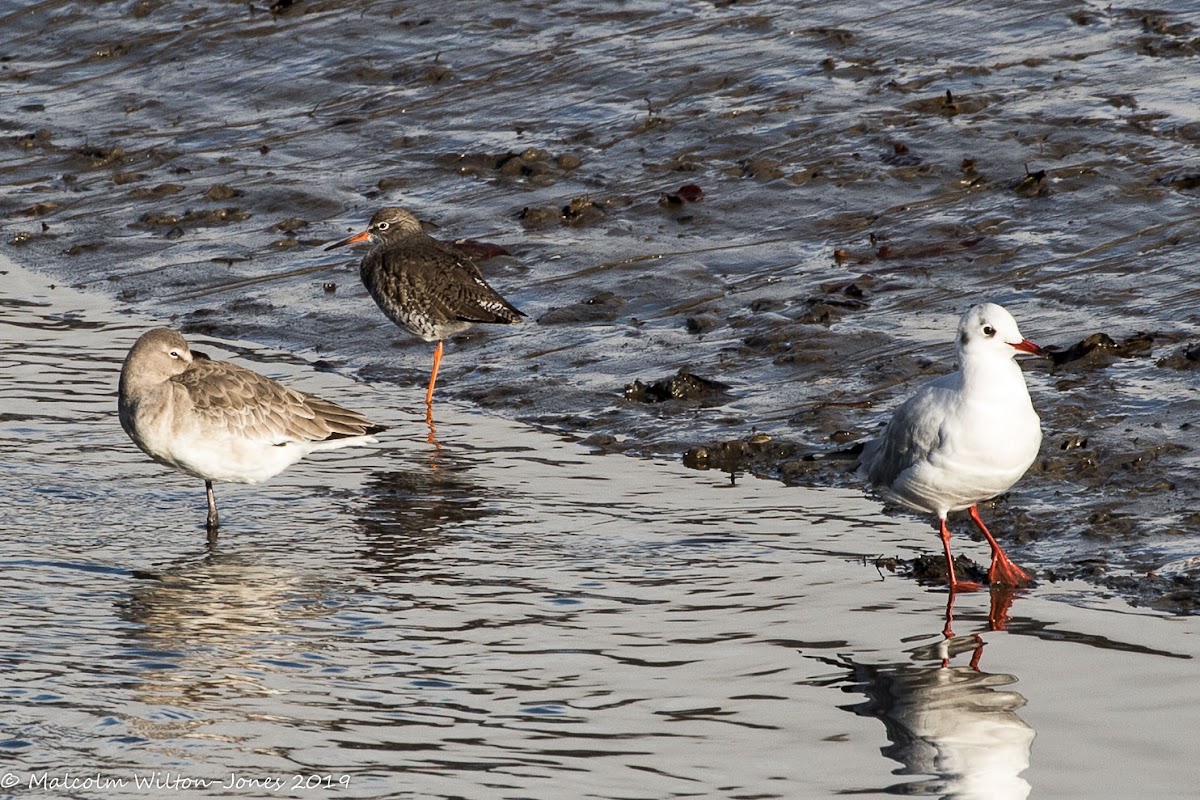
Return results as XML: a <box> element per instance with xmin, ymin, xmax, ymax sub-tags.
<box><xmin>983</xmin><ymin>325</ymin><xmax>996</xmax><ymax>337</ymax></box>
<box><xmin>375</xmin><ymin>221</ymin><xmax>390</xmax><ymax>231</ymax></box>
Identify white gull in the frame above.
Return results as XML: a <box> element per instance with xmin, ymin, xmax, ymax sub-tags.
<box><xmin>859</xmin><ymin>303</ymin><xmax>1044</xmax><ymax>591</ymax></box>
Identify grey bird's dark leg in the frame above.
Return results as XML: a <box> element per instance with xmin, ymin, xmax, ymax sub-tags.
<box><xmin>205</xmin><ymin>480</ymin><xmax>219</xmax><ymax>531</ymax></box>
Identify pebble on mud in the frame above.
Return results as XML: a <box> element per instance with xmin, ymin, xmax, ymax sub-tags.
<box><xmin>72</xmin><ymin>144</ymin><xmax>127</xmax><ymax>168</ymax></box>
<box><xmin>682</xmin><ymin>432</ymin><xmax>834</xmax><ymax>483</ymax></box>
<box><xmin>685</xmin><ymin>314</ymin><xmax>720</xmax><ymax>335</ymax></box>
<box><xmin>19</xmin><ymin>202</ymin><xmax>59</xmax><ymax>217</ymax></box>
<box><xmin>519</xmin><ymin>197</ymin><xmax>610</xmax><ymax>229</ymax></box>
<box><xmin>439</xmin><ymin>148</ymin><xmax>583</xmax><ymax>185</ymax></box>
<box><xmin>205</xmin><ymin>184</ymin><xmax>240</xmax><ymax>201</ymax></box>
<box><xmin>129</xmin><ymin>183</ymin><xmax>184</xmax><ymax>198</ymax></box>
<box><xmin>735</xmin><ymin>158</ymin><xmax>785</xmax><ymax>181</ymax></box>
<box><xmin>1045</xmin><ymin>331</ymin><xmax>1154</xmax><ymax>366</ymax></box>
<box><xmin>1157</xmin><ymin>342</ymin><xmax>1200</xmax><ymax>369</ymax></box>
<box><xmin>905</xmin><ymin>554</ymin><xmax>989</xmax><ymax>586</ymax></box>
<box><xmin>562</xmin><ymin>197</ymin><xmax>606</xmax><ymax>226</ymax></box>
<box><xmin>138</xmin><ymin>208</ymin><xmax>252</xmax><ymax>230</ymax></box>
<box><xmin>273</xmin><ymin>218</ymin><xmax>309</xmax><ymax>233</ymax></box>
<box><xmin>624</xmin><ymin>368</ymin><xmax>731</xmax><ymax>405</ymax></box>
<box><xmin>659</xmin><ymin>183</ymin><xmax>705</xmax><ymax>208</ymax></box>
<box><xmin>537</xmin><ymin>292</ymin><xmax>626</xmax><ymax>325</ymax></box>
<box><xmin>15</xmin><ymin>129</ymin><xmax>53</xmax><ymax>149</ymax></box>
<box><xmin>449</xmin><ymin>238</ymin><xmax>510</xmax><ymax>260</ymax></box>
<box><xmin>1012</xmin><ymin>166</ymin><xmax>1050</xmax><ymax>197</ymax></box>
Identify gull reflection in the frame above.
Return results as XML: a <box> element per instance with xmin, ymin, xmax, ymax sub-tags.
<box><xmin>838</xmin><ymin>630</ymin><xmax>1035</xmax><ymax>799</ymax></box>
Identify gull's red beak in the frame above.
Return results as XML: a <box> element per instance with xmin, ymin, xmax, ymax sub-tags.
<box><xmin>1009</xmin><ymin>338</ymin><xmax>1046</xmax><ymax>357</ymax></box>
<box><xmin>324</xmin><ymin>229</ymin><xmax>372</xmax><ymax>251</ymax></box>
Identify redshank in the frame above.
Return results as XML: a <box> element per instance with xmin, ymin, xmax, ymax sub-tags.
<box><xmin>859</xmin><ymin>303</ymin><xmax>1045</xmax><ymax>592</ymax></box>
<box><xmin>325</xmin><ymin>207</ymin><xmax>525</xmax><ymax>407</ymax></box>
<box><xmin>118</xmin><ymin>328</ymin><xmax>386</xmax><ymax>532</ymax></box>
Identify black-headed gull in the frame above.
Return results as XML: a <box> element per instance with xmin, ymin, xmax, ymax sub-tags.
<box><xmin>860</xmin><ymin>303</ymin><xmax>1044</xmax><ymax>591</ymax></box>
<box><xmin>119</xmin><ymin>328</ymin><xmax>386</xmax><ymax>532</ymax></box>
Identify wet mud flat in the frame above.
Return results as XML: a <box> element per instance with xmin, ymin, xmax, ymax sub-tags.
<box><xmin>1</xmin><ymin>1</ymin><xmax>1198</xmax><ymax>609</ymax></box>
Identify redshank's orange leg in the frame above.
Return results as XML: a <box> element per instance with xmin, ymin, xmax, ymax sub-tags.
<box><xmin>968</xmin><ymin>505</ymin><xmax>1031</xmax><ymax>587</ymax></box>
<box><xmin>425</xmin><ymin>340</ymin><xmax>444</xmax><ymax>407</ymax></box>
<box><xmin>940</xmin><ymin>517</ymin><xmax>982</xmax><ymax>594</ymax></box>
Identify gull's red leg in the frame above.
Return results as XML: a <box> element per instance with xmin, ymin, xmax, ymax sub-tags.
<box><xmin>969</xmin><ymin>505</ymin><xmax>1032</xmax><ymax>587</ymax></box>
<box><xmin>940</xmin><ymin>517</ymin><xmax>982</xmax><ymax>593</ymax></box>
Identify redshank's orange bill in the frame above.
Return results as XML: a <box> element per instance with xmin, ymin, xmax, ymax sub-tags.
<box><xmin>325</xmin><ymin>229</ymin><xmax>372</xmax><ymax>250</ymax></box>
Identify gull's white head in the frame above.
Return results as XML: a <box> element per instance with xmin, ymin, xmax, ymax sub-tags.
<box><xmin>956</xmin><ymin>303</ymin><xmax>1044</xmax><ymax>362</ymax></box>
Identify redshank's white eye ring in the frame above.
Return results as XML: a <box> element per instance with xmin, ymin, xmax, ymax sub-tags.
<box><xmin>983</xmin><ymin>325</ymin><xmax>996</xmax><ymax>337</ymax></box>
<box><xmin>375</xmin><ymin>221</ymin><xmax>390</xmax><ymax>231</ymax></box>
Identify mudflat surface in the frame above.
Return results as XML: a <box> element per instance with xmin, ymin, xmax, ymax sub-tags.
<box><xmin>2</xmin><ymin>1</ymin><xmax>1198</xmax><ymax>611</ymax></box>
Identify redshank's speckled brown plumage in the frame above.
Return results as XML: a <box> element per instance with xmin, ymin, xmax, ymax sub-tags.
<box><xmin>325</xmin><ymin>207</ymin><xmax>525</xmax><ymax>406</ymax></box>
<box><xmin>118</xmin><ymin>327</ymin><xmax>386</xmax><ymax>532</ymax></box>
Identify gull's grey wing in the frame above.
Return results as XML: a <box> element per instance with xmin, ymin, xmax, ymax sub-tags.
<box><xmin>863</xmin><ymin>378</ymin><xmax>956</xmax><ymax>489</ymax></box>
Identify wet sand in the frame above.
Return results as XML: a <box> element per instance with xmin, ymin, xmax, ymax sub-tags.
<box><xmin>1</xmin><ymin>2</ymin><xmax>1197</xmax><ymax>611</ymax></box>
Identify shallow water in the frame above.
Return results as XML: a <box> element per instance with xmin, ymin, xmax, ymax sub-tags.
<box><xmin>3</xmin><ymin>259</ymin><xmax>1200</xmax><ymax>798</ymax></box>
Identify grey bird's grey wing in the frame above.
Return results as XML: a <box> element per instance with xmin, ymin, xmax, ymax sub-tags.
<box><xmin>175</xmin><ymin>358</ymin><xmax>382</xmax><ymax>444</ymax></box>
<box><xmin>864</xmin><ymin>383</ymin><xmax>953</xmax><ymax>488</ymax></box>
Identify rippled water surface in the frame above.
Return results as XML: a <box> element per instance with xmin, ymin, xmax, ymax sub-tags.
<box><xmin>3</xmin><ymin>259</ymin><xmax>1200</xmax><ymax>798</ymax></box>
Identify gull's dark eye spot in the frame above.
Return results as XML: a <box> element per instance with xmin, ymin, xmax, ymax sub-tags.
<box><xmin>983</xmin><ymin>325</ymin><xmax>996</xmax><ymax>337</ymax></box>
<box><xmin>168</xmin><ymin>349</ymin><xmax>182</xmax><ymax>359</ymax></box>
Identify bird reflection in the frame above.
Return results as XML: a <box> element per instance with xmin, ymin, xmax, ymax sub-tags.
<box><xmin>944</xmin><ymin>585</ymin><xmax>1022</xmax><ymax>640</ymax></box>
<box><xmin>113</xmin><ymin>548</ymin><xmax>343</xmax><ymax>745</ymax></box>
<box><xmin>353</xmin><ymin>457</ymin><xmax>495</xmax><ymax>571</ymax></box>
<box><xmin>836</xmin><ymin>627</ymin><xmax>1035</xmax><ymax>799</ymax></box>
<box><xmin>426</xmin><ymin>409</ymin><xmax>439</xmax><ymax>447</ymax></box>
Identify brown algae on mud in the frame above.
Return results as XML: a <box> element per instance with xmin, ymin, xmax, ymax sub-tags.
<box><xmin>1</xmin><ymin>1</ymin><xmax>1198</xmax><ymax>609</ymax></box>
